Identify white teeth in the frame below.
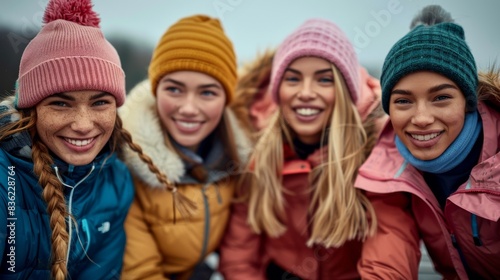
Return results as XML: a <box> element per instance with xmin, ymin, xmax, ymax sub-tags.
<box><xmin>65</xmin><ymin>138</ymin><xmax>93</xmax><ymax>146</ymax></box>
<box><xmin>177</xmin><ymin>121</ymin><xmax>200</xmax><ymax>128</ymax></box>
<box><xmin>296</xmin><ymin>108</ymin><xmax>320</xmax><ymax>116</ymax></box>
<box><xmin>411</xmin><ymin>133</ymin><xmax>440</xmax><ymax>141</ymax></box>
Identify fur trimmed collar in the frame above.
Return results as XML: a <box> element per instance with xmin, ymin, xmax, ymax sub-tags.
<box><xmin>119</xmin><ymin>79</ymin><xmax>251</xmax><ymax>188</ymax></box>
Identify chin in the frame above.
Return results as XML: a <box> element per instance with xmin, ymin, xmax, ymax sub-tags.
<box><xmin>63</xmin><ymin>154</ymin><xmax>98</xmax><ymax>166</ymax></box>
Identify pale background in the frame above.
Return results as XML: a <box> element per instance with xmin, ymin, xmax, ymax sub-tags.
<box><xmin>1</xmin><ymin>0</ymin><xmax>499</xmax><ymax>70</ymax></box>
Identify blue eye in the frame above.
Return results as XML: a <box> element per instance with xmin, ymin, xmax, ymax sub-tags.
<box><xmin>284</xmin><ymin>76</ymin><xmax>299</xmax><ymax>82</ymax></box>
<box><xmin>49</xmin><ymin>101</ymin><xmax>69</xmax><ymax>107</ymax></box>
<box><xmin>434</xmin><ymin>95</ymin><xmax>451</xmax><ymax>101</ymax></box>
<box><xmin>394</xmin><ymin>99</ymin><xmax>411</xmax><ymax>104</ymax></box>
<box><xmin>93</xmin><ymin>100</ymin><xmax>110</xmax><ymax>106</ymax></box>
<box><xmin>165</xmin><ymin>87</ymin><xmax>181</xmax><ymax>94</ymax></box>
<box><xmin>201</xmin><ymin>90</ymin><xmax>216</xmax><ymax>96</ymax></box>
<box><xmin>319</xmin><ymin>77</ymin><xmax>333</xmax><ymax>83</ymax></box>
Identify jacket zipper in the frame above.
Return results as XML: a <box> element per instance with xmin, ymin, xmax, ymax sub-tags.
<box><xmin>54</xmin><ymin>164</ymin><xmax>95</xmax><ymax>265</ymax></box>
<box><xmin>82</xmin><ymin>219</ymin><xmax>91</xmax><ymax>252</ymax></box>
<box><xmin>199</xmin><ymin>183</ymin><xmax>211</xmax><ymax>263</ymax></box>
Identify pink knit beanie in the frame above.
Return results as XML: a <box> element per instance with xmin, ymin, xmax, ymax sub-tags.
<box><xmin>270</xmin><ymin>18</ymin><xmax>360</xmax><ymax>104</ymax></box>
<box><xmin>15</xmin><ymin>0</ymin><xmax>126</xmax><ymax>108</ymax></box>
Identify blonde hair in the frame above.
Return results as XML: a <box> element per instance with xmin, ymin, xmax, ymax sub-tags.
<box><xmin>246</xmin><ymin>65</ymin><xmax>376</xmax><ymax>247</ymax></box>
<box><xmin>0</xmin><ymin>104</ymin><xmax>194</xmax><ymax>279</ymax></box>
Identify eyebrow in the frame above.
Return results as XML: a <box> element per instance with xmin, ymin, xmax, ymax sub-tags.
<box><xmin>51</xmin><ymin>92</ymin><xmax>75</xmax><ymax>101</ymax></box>
<box><xmin>49</xmin><ymin>92</ymin><xmax>109</xmax><ymax>101</ymax></box>
<box><xmin>392</xmin><ymin>83</ymin><xmax>459</xmax><ymax>95</ymax></box>
<box><xmin>90</xmin><ymin>92</ymin><xmax>111</xmax><ymax>100</ymax></box>
<box><xmin>428</xmin><ymin>84</ymin><xmax>459</xmax><ymax>93</ymax></box>
<box><xmin>160</xmin><ymin>78</ymin><xmax>222</xmax><ymax>89</ymax></box>
<box><xmin>161</xmin><ymin>78</ymin><xmax>184</xmax><ymax>87</ymax></box>
<box><xmin>284</xmin><ymin>68</ymin><xmax>332</xmax><ymax>75</ymax></box>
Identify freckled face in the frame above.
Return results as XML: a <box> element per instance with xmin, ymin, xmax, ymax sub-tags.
<box><xmin>35</xmin><ymin>91</ymin><xmax>116</xmax><ymax>166</ymax></box>
<box><xmin>156</xmin><ymin>71</ymin><xmax>226</xmax><ymax>151</ymax></box>
<box><xmin>389</xmin><ymin>71</ymin><xmax>466</xmax><ymax>160</ymax></box>
<box><xmin>278</xmin><ymin>57</ymin><xmax>335</xmax><ymax>144</ymax></box>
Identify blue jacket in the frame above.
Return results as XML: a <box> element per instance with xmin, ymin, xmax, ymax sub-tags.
<box><xmin>0</xmin><ymin>147</ymin><xmax>134</xmax><ymax>279</ymax></box>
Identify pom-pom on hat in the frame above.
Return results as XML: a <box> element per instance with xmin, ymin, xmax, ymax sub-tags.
<box><xmin>380</xmin><ymin>5</ymin><xmax>478</xmax><ymax>113</ymax></box>
<box><xmin>269</xmin><ymin>18</ymin><xmax>360</xmax><ymax>104</ymax></box>
<box><xmin>16</xmin><ymin>0</ymin><xmax>126</xmax><ymax>108</ymax></box>
<box><xmin>148</xmin><ymin>15</ymin><xmax>237</xmax><ymax>104</ymax></box>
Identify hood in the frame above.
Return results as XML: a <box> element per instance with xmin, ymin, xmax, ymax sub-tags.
<box><xmin>231</xmin><ymin>49</ymin><xmax>276</xmax><ymax>134</ymax></box>
<box><xmin>356</xmin><ymin>67</ymin><xmax>385</xmax><ymax>122</ymax></box>
<box><xmin>478</xmin><ymin>69</ymin><xmax>500</xmax><ymax>110</ymax></box>
<box><xmin>0</xmin><ymin>96</ymin><xmax>32</xmax><ymax>159</ymax></box>
<box><xmin>119</xmin><ymin>79</ymin><xmax>252</xmax><ymax>188</ymax></box>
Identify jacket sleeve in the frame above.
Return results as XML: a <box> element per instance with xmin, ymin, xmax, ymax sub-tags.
<box><xmin>358</xmin><ymin>191</ymin><xmax>421</xmax><ymax>280</ymax></box>
<box><xmin>0</xmin><ymin>149</ymin><xmax>13</xmax><ymax>263</ymax></box>
<box><xmin>219</xmin><ymin>200</ymin><xmax>266</xmax><ymax>280</ymax></box>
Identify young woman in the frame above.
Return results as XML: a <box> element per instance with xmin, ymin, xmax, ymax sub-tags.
<box><xmin>355</xmin><ymin>5</ymin><xmax>500</xmax><ymax>279</ymax></box>
<box><xmin>120</xmin><ymin>15</ymin><xmax>251</xmax><ymax>280</ymax></box>
<box><xmin>0</xmin><ymin>0</ymin><xmax>172</xmax><ymax>279</ymax></box>
<box><xmin>219</xmin><ymin>18</ymin><xmax>386</xmax><ymax>280</ymax></box>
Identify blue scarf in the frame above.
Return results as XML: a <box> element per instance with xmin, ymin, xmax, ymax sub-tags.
<box><xmin>395</xmin><ymin>111</ymin><xmax>482</xmax><ymax>174</ymax></box>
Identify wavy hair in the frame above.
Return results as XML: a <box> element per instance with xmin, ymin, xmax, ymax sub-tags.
<box><xmin>245</xmin><ymin>64</ymin><xmax>377</xmax><ymax>247</ymax></box>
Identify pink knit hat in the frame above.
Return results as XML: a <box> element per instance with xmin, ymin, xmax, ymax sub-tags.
<box><xmin>270</xmin><ymin>18</ymin><xmax>360</xmax><ymax>104</ymax></box>
<box><xmin>15</xmin><ymin>0</ymin><xmax>126</xmax><ymax>108</ymax></box>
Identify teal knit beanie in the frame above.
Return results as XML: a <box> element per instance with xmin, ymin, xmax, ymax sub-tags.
<box><xmin>381</xmin><ymin>22</ymin><xmax>478</xmax><ymax>114</ymax></box>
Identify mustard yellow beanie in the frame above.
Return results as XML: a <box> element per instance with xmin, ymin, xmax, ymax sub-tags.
<box><xmin>148</xmin><ymin>15</ymin><xmax>237</xmax><ymax>104</ymax></box>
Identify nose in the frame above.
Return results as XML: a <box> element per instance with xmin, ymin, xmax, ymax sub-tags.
<box><xmin>297</xmin><ymin>79</ymin><xmax>316</xmax><ymax>100</ymax></box>
<box><xmin>411</xmin><ymin>103</ymin><xmax>434</xmax><ymax>127</ymax></box>
<box><xmin>71</xmin><ymin>107</ymin><xmax>94</xmax><ymax>133</ymax></box>
<box><xmin>178</xmin><ymin>94</ymin><xmax>200</xmax><ymax>116</ymax></box>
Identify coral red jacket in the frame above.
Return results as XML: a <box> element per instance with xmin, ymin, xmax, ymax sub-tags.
<box><xmin>219</xmin><ymin>145</ymin><xmax>363</xmax><ymax>280</ymax></box>
<box><xmin>355</xmin><ymin>101</ymin><xmax>500</xmax><ymax>279</ymax></box>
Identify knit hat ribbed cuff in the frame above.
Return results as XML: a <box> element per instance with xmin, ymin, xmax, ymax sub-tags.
<box><xmin>149</xmin><ymin>58</ymin><xmax>236</xmax><ymax>104</ymax></box>
<box><xmin>17</xmin><ymin>56</ymin><xmax>125</xmax><ymax>108</ymax></box>
<box><xmin>269</xmin><ymin>19</ymin><xmax>360</xmax><ymax>105</ymax></box>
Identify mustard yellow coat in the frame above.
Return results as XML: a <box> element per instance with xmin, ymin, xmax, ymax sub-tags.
<box><xmin>119</xmin><ymin>80</ymin><xmax>251</xmax><ymax>280</ymax></box>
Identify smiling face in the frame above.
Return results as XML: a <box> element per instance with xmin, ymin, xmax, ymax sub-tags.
<box><xmin>278</xmin><ymin>56</ymin><xmax>335</xmax><ymax>144</ymax></box>
<box><xmin>35</xmin><ymin>91</ymin><xmax>117</xmax><ymax>166</ymax></box>
<box><xmin>389</xmin><ymin>71</ymin><xmax>467</xmax><ymax>160</ymax></box>
<box><xmin>156</xmin><ymin>71</ymin><xmax>226</xmax><ymax>151</ymax></box>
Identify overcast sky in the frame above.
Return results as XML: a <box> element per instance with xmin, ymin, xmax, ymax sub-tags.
<box><xmin>1</xmin><ymin>0</ymin><xmax>499</xmax><ymax>71</ymax></box>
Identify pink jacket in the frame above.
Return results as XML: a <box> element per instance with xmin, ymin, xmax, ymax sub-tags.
<box><xmin>355</xmin><ymin>101</ymin><xmax>500</xmax><ymax>279</ymax></box>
